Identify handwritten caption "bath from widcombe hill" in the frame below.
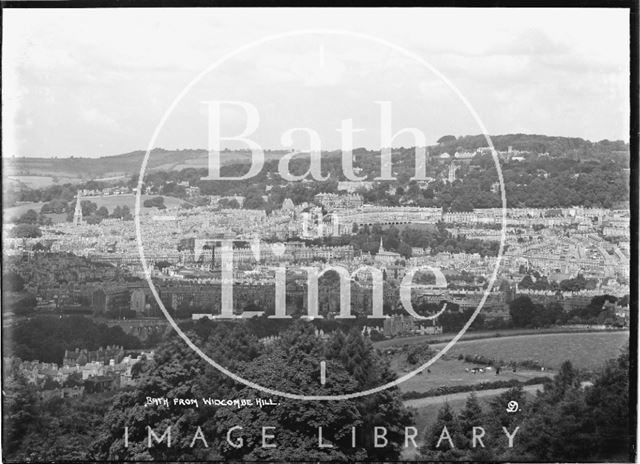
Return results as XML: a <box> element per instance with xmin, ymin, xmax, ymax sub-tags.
<box><xmin>145</xmin><ymin>397</ymin><xmax>280</xmax><ymax>409</ymax></box>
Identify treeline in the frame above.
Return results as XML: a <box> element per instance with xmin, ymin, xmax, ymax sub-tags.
<box><xmin>519</xmin><ymin>272</ymin><xmax>625</xmax><ymax>294</ymax></box>
<box><xmin>6</xmin><ymin>179</ymin><xmax>122</xmax><ymax>206</ymax></box>
<box><xmin>403</xmin><ymin>376</ymin><xmax>552</xmax><ymax>400</ymax></box>
<box><xmin>432</xmin><ymin>133</ymin><xmax>629</xmax><ymax>159</ymax></box>
<box><xmin>11</xmin><ymin>197</ymin><xmax>163</xmax><ymax>233</ymax></box>
<box><xmin>4</xmin><ymin>316</ymin><xmax>142</xmax><ymax>365</ymax></box>
<box><xmin>509</xmin><ymin>294</ymin><xmax>625</xmax><ymax>328</ymax></box>
<box><xmin>418</xmin><ymin>292</ymin><xmax>626</xmax><ymax>334</ymax></box>
<box><xmin>421</xmin><ymin>347</ymin><xmax>631</xmax><ymax>461</ymax></box>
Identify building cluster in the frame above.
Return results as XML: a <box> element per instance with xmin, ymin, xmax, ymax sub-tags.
<box><xmin>78</xmin><ymin>186</ymin><xmax>133</xmax><ymax>197</ymax></box>
<box><xmin>3</xmin><ymin>187</ymin><xmax>630</xmax><ymax>337</ymax></box>
<box><xmin>3</xmin><ymin>347</ymin><xmax>153</xmax><ymax>400</ymax></box>
<box><xmin>314</xmin><ymin>193</ymin><xmax>363</xmax><ymax>211</ymax></box>
<box><xmin>382</xmin><ymin>315</ymin><xmax>444</xmax><ymax>338</ymax></box>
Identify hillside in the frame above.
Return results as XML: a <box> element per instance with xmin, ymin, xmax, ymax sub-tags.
<box><xmin>5</xmin><ymin>148</ymin><xmax>295</xmax><ymax>186</ymax></box>
<box><xmin>433</xmin><ymin>134</ymin><xmax>629</xmax><ymax>162</ymax></box>
<box><xmin>3</xmin><ymin>194</ymin><xmax>187</xmax><ymax>223</ymax></box>
<box><xmin>3</xmin><ymin>134</ymin><xmax>629</xmax><ymax>188</ymax></box>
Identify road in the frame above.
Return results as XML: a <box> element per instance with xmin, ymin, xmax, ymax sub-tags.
<box><xmin>403</xmin><ymin>383</ymin><xmax>544</xmax><ymax>409</ymax></box>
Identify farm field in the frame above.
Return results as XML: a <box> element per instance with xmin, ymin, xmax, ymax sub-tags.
<box><xmin>437</xmin><ymin>331</ymin><xmax>629</xmax><ymax>371</ymax></box>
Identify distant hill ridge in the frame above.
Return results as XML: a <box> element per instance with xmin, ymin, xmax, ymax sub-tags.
<box><xmin>5</xmin><ymin>134</ymin><xmax>629</xmax><ymax>182</ymax></box>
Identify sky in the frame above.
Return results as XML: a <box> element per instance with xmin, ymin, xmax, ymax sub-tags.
<box><xmin>2</xmin><ymin>8</ymin><xmax>631</xmax><ymax>158</ymax></box>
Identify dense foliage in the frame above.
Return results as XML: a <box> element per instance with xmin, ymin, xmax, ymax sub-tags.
<box><xmin>509</xmin><ymin>295</ymin><xmax>622</xmax><ymax>328</ymax></box>
<box><xmin>420</xmin><ymin>346</ymin><xmax>631</xmax><ymax>461</ymax></box>
<box><xmin>4</xmin><ymin>316</ymin><xmax>142</xmax><ymax>364</ymax></box>
<box><xmin>89</xmin><ymin>320</ymin><xmax>412</xmax><ymax>461</ymax></box>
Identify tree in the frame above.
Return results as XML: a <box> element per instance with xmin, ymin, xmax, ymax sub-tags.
<box><xmin>585</xmin><ymin>346</ymin><xmax>630</xmax><ymax>456</ymax></box>
<box><xmin>41</xmin><ymin>199</ymin><xmax>68</xmax><ymax>214</ymax></box>
<box><xmin>217</xmin><ymin>198</ymin><xmax>238</xmax><ymax>209</ymax></box>
<box><xmin>421</xmin><ymin>403</ymin><xmax>464</xmax><ymax>460</ymax></box>
<box><xmin>215</xmin><ymin>340</ymin><xmax>364</xmax><ymax>461</ymax></box>
<box><xmin>94</xmin><ymin>321</ymin><xmax>412</xmax><ymax>461</ymax></box>
<box><xmin>437</xmin><ymin>135</ymin><xmax>457</xmax><ymax>144</ymax></box>
<box><xmin>96</xmin><ymin>206</ymin><xmax>109</xmax><ymax>218</ymax></box>
<box><xmin>11</xmin><ymin>224</ymin><xmax>42</xmax><ymax>238</ymax></box>
<box><xmin>121</xmin><ymin>205</ymin><xmax>133</xmax><ymax>220</ymax></box>
<box><xmin>155</xmin><ymin>260</ymin><xmax>172</xmax><ymax>271</ymax></box>
<box><xmin>143</xmin><ymin>196</ymin><xmax>166</xmax><ymax>209</ymax></box>
<box><xmin>7</xmin><ymin>316</ymin><xmax>140</xmax><ymax>364</ymax></box>
<box><xmin>2</xmin><ymin>373</ymin><xmax>38</xmax><ymax>454</ymax></box>
<box><xmin>458</xmin><ymin>392</ymin><xmax>483</xmax><ymax>439</ymax></box>
<box><xmin>12</xmin><ymin>294</ymin><xmax>37</xmax><ymax>316</ymax></box>
<box><xmin>4</xmin><ymin>271</ymin><xmax>25</xmax><ymax>292</ymax></box>
<box><xmin>559</xmin><ymin>274</ymin><xmax>589</xmax><ymax>292</ymax></box>
<box><xmin>16</xmin><ymin>209</ymin><xmax>38</xmax><ymax>224</ymax></box>
<box><xmin>110</xmin><ymin>205</ymin><xmax>123</xmax><ymax>218</ymax></box>
<box><xmin>80</xmin><ymin>200</ymin><xmax>98</xmax><ymax>216</ymax></box>
<box><xmin>456</xmin><ymin>392</ymin><xmax>494</xmax><ymax>460</ymax></box>
<box><xmin>243</xmin><ymin>193</ymin><xmax>265</xmax><ymax>209</ymax></box>
<box><xmin>509</xmin><ymin>296</ymin><xmax>537</xmax><ymax>327</ymax></box>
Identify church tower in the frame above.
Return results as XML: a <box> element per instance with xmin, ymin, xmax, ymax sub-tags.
<box><xmin>448</xmin><ymin>162</ymin><xmax>457</xmax><ymax>183</ymax></box>
<box><xmin>73</xmin><ymin>192</ymin><xmax>83</xmax><ymax>226</ymax></box>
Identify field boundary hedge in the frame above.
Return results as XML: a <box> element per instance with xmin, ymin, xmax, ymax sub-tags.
<box><xmin>402</xmin><ymin>376</ymin><xmax>551</xmax><ymax>400</ymax></box>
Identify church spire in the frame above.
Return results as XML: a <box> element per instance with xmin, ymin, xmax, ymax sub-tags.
<box><xmin>73</xmin><ymin>191</ymin><xmax>83</xmax><ymax>226</ymax></box>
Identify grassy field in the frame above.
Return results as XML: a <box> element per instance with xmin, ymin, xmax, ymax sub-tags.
<box><xmin>80</xmin><ymin>194</ymin><xmax>187</xmax><ymax>211</ymax></box>
<box><xmin>7</xmin><ymin>175</ymin><xmax>62</xmax><ymax>189</ymax></box>
<box><xmin>439</xmin><ymin>331</ymin><xmax>629</xmax><ymax>371</ymax></box>
<box><xmin>394</xmin><ymin>357</ymin><xmax>552</xmax><ymax>394</ymax></box>
<box><xmin>385</xmin><ymin>331</ymin><xmax>627</xmax><ymax>395</ymax></box>
<box><xmin>372</xmin><ymin>327</ymin><xmax>624</xmax><ymax>351</ymax></box>
<box><xmin>4</xmin><ymin>195</ymin><xmax>187</xmax><ymax>222</ymax></box>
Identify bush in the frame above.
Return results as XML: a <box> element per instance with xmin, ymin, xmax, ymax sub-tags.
<box><xmin>11</xmin><ymin>224</ymin><xmax>42</xmax><ymax>238</ymax></box>
<box><xmin>143</xmin><ymin>196</ymin><xmax>166</xmax><ymax>209</ymax></box>
<box><xmin>402</xmin><ymin>376</ymin><xmax>551</xmax><ymax>400</ymax></box>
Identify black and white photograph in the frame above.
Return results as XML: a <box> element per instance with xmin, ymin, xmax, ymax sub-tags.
<box><xmin>1</xmin><ymin>5</ymin><xmax>636</xmax><ymax>462</ymax></box>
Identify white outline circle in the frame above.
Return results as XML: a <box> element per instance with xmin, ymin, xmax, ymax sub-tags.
<box><xmin>134</xmin><ymin>29</ymin><xmax>507</xmax><ymax>401</ymax></box>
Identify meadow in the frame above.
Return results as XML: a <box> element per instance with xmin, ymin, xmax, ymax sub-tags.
<box><xmin>80</xmin><ymin>194</ymin><xmax>187</xmax><ymax>211</ymax></box>
<box><xmin>372</xmin><ymin>327</ymin><xmax>620</xmax><ymax>351</ymax></box>
<box><xmin>4</xmin><ymin>194</ymin><xmax>187</xmax><ymax>222</ymax></box>
<box><xmin>437</xmin><ymin>331</ymin><xmax>629</xmax><ymax>371</ymax></box>
<box><xmin>394</xmin><ymin>357</ymin><xmax>552</xmax><ymax>394</ymax></box>
<box><xmin>386</xmin><ymin>330</ymin><xmax>627</xmax><ymax>396</ymax></box>
<box><xmin>7</xmin><ymin>175</ymin><xmax>63</xmax><ymax>189</ymax></box>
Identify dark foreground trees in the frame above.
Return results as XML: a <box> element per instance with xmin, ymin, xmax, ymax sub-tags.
<box><xmin>420</xmin><ymin>345</ymin><xmax>632</xmax><ymax>462</ymax></box>
<box><xmin>91</xmin><ymin>321</ymin><xmax>413</xmax><ymax>461</ymax></box>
